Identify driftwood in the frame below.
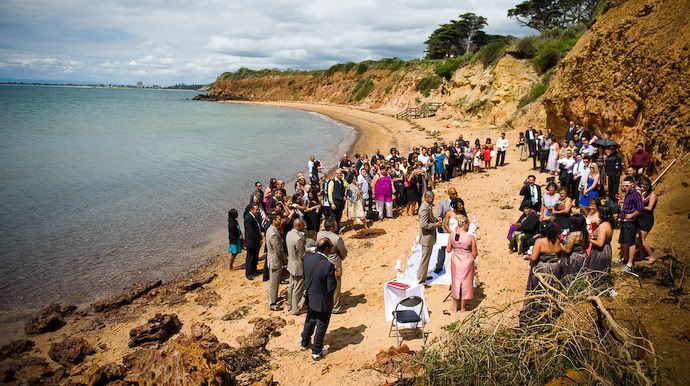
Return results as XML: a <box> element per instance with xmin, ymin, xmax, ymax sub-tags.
<box><xmin>652</xmin><ymin>157</ymin><xmax>677</xmax><ymax>187</ymax></box>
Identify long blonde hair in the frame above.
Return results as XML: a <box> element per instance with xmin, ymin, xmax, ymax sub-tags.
<box><xmin>455</xmin><ymin>214</ymin><xmax>469</xmax><ymax>229</ymax></box>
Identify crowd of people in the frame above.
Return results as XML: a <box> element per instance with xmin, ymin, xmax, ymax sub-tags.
<box><xmin>226</xmin><ymin>121</ymin><xmax>658</xmax><ymax>358</ymax></box>
<box><xmin>510</xmin><ymin>123</ymin><xmax>658</xmax><ymax>314</ymax></box>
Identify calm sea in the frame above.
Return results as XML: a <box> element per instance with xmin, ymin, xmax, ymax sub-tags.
<box><xmin>0</xmin><ymin>85</ymin><xmax>355</xmax><ymax>310</ymax></box>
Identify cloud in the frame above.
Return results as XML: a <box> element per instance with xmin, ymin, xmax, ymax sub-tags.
<box><xmin>0</xmin><ymin>0</ymin><xmax>533</xmax><ymax>85</ymax></box>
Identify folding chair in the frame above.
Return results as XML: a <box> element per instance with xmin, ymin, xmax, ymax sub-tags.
<box><xmin>388</xmin><ymin>296</ymin><xmax>425</xmax><ymax>345</ymax></box>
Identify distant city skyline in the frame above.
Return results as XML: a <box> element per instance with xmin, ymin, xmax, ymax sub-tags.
<box><xmin>0</xmin><ymin>1</ymin><xmax>533</xmax><ymax>86</ymax></box>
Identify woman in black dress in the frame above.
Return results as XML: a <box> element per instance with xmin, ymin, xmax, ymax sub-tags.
<box><xmin>304</xmin><ymin>189</ymin><xmax>322</xmax><ymax>232</ymax></box>
<box><xmin>638</xmin><ymin>179</ymin><xmax>658</xmax><ymax>263</ymax></box>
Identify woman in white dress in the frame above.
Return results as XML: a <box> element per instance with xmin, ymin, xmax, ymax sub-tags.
<box><xmin>443</xmin><ymin>199</ymin><xmax>468</xmax><ymax>233</ymax></box>
<box><xmin>346</xmin><ymin>173</ymin><xmax>367</xmax><ymax>229</ymax></box>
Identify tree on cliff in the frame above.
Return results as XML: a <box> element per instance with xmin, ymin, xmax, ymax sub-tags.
<box><xmin>507</xmin><ymin>0</ymin><xmax>599</xmax><ymax>31</ymax></box>
<box><xmin>425</xmin><ymin>13</ymin><xmax>490</xmax><ymax>59</ymax></box>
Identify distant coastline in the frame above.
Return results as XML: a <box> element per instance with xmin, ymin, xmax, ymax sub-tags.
<box><xmin>0</xmin><ymin>83</ymin><xmax>206</xmax><ymax>91</ymax></box>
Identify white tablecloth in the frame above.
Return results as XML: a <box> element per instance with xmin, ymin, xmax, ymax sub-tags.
<box><xmin>383</xmin><ymin>280</ymin><xmax>430</xmax><ymax>328</ymax></box>
<box><xmin>403</xmin><ymin>232</ymin><xmax>451</xmax><ymax>285</ymax></box>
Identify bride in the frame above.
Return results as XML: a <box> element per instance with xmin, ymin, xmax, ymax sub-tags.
<box><xmin>443</xmin><ymin>199</ymin><xmax>467</xmax><ymax>233</ymax></box>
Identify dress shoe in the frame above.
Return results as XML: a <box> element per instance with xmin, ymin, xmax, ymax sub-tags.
<box><xmin>269</xmin><ymin>305</ymin><xmax>283</xmax><ymax>311</ymax></box>
<box><xmin>280</xmin><ymin>279</ymin><xmax>289</xmax><ymax>285</ymax></box>
<box><xmin>312</xmin><ymin>349</ymin><xmax>328</xmax><ymax>360</ymax></box>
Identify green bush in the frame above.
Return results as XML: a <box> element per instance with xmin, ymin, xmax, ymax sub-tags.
<box><xmin>434</xmin><ymin>55</ymin><xmax>469</xmax><ymax>80</ymax></box>
<box><xmin>474</xmin><ymin>40</ymin><xmax>510</xmax><ymax>66</ymax></box>
<box><xmin>356</xmin><ymin>63</ymin><xmax>368</xmax><ymax>75</ymax></box>
<box><xmin>352</xmin><ymin>78</ymin><xmax>374</xmax><ymax>101</ymax></box>
<box><xmin>533</xmin><ymin>38</ymin><xmax>577</xmax><ymax>73</ymax></box>
<box><xmin>384</xmin><ymin>83</ymin><xmax>393</xmax><ymax>94</ymax></box>
<box><xmin>416</xmin><ymin>75</ymin><xmax>443</xmax><ymax>97</ymax></box>
<box><xmin>465</xmin><ymin>98</ymin><xmax>488</xmax><ymax>114</ymax></box>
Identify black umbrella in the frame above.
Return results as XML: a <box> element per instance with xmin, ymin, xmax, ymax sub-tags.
<box><xmin>592</xmin><ymin>138</ymin><xmax>619</xmax><ymax>148</ymax></box>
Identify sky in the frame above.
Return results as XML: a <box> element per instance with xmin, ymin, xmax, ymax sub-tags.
<box><xmin>0</xmin><ymin>0</ymin><xmax>533</xmax><ymax>86</ymax></box>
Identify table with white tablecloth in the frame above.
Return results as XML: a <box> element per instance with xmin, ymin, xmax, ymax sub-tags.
<box><xmin>383</xmin><ymin>280</ymin><xmax>430</xmax><ymax>328</ymax></box>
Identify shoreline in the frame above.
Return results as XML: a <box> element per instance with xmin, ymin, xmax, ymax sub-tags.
<box><xmin>0</xmin><ymin>101</ymin><xmax>400</xmax><ymax>338</ymax></box>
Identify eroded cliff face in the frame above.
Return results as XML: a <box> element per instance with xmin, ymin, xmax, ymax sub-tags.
<box><xmin>208</xmin><ymin>56</ymin><xmax>540</xmax><ymax>128</ymax></box>
<box><xmin>543</xmin><ymin>0</ymin><xmax>690</xmax><ymax>156</ymax></box>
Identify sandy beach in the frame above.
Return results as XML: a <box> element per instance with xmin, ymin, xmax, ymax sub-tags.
<box><xmin>1</xmin><ymin>101</ymin><xmax>685</xmax><ymax>384</ymax></box>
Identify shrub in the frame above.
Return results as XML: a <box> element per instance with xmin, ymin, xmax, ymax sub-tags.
<box><xmin>352</xmin><ymin>78</ymin><xmax>374</xmax><ymax>101</ymax></box>
<box><xmin>416</xmin><ymin>75</ymin><xmax>443</xmax><ymax>97</ymax></box>
<box><xmin>434</xmin><ymin>55</ymin><xmax>469</xmax><ymax>80</ymax></box>
<box><xmin>474</xmin><ymin>40</ymin><xmax>510</xmax><ymax>66</ymax></box>
<box><xmin>533</xmin><ymin>38</ymin><xmax>576</xmax><ymax>73</ymax></box>
<box><xmin>356</xmin><ymin>63</ymin><xmax>368</xmax><ymax>75</ymax></box>
<box><xmin>384</xmin><ymin>83</ymin><xmax>393</xmax><ymax>94</ymax></box>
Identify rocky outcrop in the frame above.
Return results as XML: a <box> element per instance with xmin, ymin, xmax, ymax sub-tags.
<box><xmin>543</xmin><ymin>0</ymin><xmax>690</xmax><ymax>155</ymax></box>
<box><xmin>91</xmin><ymin>280</ymin><xmax>162</xmax><ymax>313</ymax></box>
<box><xmin>0</xmin><ymin>356</ymin><xmax>59</xmax><ymax>384</ymax></box>
<box><xmin>123</xmin><ymin>323</ymin><xmax>231</xmax><ymax>385</ymax></box>
<box><xmin>24</xmin><ymin>303</ymin><xmax>76</xmax><ymax>334</ymax></box>
<box><xmin>128</xmin><ymin>313</ymin><xmax>182</xmax><ymax>348</ymax></box>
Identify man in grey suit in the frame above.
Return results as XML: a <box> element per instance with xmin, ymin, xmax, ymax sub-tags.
<box><xmin>286</xmin><ymin>219</ymin><xmax>307</xmax><ymax>315</ymax></box>
<box><xmin>317</xmin><ymin>218</ymin><xmax>348</xmax><ymax>314</ymax></box>
<box><xmin>266</xmin><ymin>213</ymin><xmax>287</xmax><ymax>311</ymax></box>
<box><xmin>418</xmin><ymin>191</ymin><xmax>442</xmax><ymax>284</ymax></box>
<box><xmin>436</xmin><ymin>187</ymin><xmax>458</xmax><ymax>226</ymax></box>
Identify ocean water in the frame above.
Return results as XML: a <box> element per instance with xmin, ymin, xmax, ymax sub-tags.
<box><xmin>0</xmin><ymin>85</ymin><xmax>355</xmax><ymax>310</ymax></box>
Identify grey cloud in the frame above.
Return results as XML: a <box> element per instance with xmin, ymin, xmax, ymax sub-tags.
<box><xmin>0</xmin><ymin>0</ymin><xmax>533</xmax><ymax>85</ymax></box>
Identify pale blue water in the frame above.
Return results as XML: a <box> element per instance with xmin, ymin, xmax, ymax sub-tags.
<box><xmin>0</xmin><ymin>85</ymin><xmax>354</xmax><ymax>310</ymax></box>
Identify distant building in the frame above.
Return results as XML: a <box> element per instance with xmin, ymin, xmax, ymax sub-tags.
<box><xmin>136</xmin><ymin>81</ymin><xmax>143</xmax><ymax>88</ymax></box>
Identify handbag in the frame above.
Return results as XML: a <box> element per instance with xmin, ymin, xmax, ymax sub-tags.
<box><xmin>404</xmin><ymin>180</ymin><xmax>411</xmax><ymax>188</ymax></box>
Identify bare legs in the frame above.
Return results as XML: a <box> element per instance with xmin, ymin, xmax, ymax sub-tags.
<box><xmin>451</xmin><ymin>298</ymin><xmax>467</xmax><ymax>312</ymax></box>
<box><xmin>640</xmin><ymin>230</ymin><xmax>654</xmax><ymax>263</ymax></box>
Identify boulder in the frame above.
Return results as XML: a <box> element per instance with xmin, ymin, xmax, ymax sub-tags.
<box><xmin>25</xmin><ymin>303</ymin><xmax>76</xmax><ymax>334</ymax></box>
<box><xmin>48</xmin><ymin>337</ymin><xmax>95</xmax><ymax>367</ymax></box>
<box><xmin>128</xmin><ymin>313</ymin><xmax>182</xmax><ymax>348</ymax></box>
<box><xmin>91</xmin><ymin>280</ymin><xmax>162</xmax><ymax>313</ymax></box>
<box><xmin>0</xmin><ymin>339</ymin><xmax>35</xmax><ymax>360</ymax></box>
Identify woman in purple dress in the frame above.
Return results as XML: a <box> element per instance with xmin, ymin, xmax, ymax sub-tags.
<box><xmin>446</xmin><ymin>215</ymin><xmax>477</xmax><ymax>312</ymax></box>
<box><xmin>371</xmin><ymin>167</ymin><xmax>395</xmax><ymax>219</ymax></box>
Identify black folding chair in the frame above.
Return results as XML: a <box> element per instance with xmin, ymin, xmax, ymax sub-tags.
<box><xmin>388</xmin><ymin>296</ymin><xmax>425</xmax><ymax>345</ymax></box>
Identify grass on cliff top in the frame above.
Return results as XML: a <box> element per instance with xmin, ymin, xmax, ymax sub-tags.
<box><xmin>507</xmin><ymin>23</ymin><xmax>587</xmax><ymax>74</ymax></box>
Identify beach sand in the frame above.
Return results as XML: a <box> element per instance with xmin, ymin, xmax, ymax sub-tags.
<box><xmin>5</xmin><ymin>102</ymin><xmax>680</xmax><ymax>384</ymax></box>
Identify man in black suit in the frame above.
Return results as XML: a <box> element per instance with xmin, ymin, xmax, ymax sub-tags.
<box><xmin>243</xmin><ymin>204</ymin><xmax>263</xmax><ymax>280</ymax></box>
<box><xmin>525</xmin><ymin>126</ymin><xmax>538</xmax><ymax>169</ymax></box>
<box><xmin>300</xmin><ymin>237</ymin><xmax>337</xmax><ymax>360</ymax></box>
<box><xmin>519</xmin><ymin>175</ymin><xmax>542</xmax><ymax>211</ymax></box>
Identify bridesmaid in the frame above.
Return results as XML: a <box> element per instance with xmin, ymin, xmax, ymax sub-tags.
<box><xmin>446</xmin><ymin>215</ymin><xmax>478</xmax><ymax>312</ymax></box>
<box><xmin>524</xmin><ymin>221</ymin><xmax>562</xmax><ymax>294</ymax></box>
<box><xmin>588</xmin><ymin>206</ymin><xmax>614</xmax><ymax>273</ymax></box>
<box><xmin>561</xmin><ymin>215</ymin><xmax>589</xmax><ymax>275</ymax></box>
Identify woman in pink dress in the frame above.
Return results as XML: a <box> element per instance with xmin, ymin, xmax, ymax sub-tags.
<box><xmin>446</xmin><ymin>214</ymin><xmax>478</xmax><ymax>312</ymax></box>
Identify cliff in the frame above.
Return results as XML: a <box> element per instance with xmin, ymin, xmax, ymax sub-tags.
<box><xmin>207</xmin><ymin>56</ymin><xmax>541</xmax><ymax>129</ymax></box>
<box><xmin>542</xmin><ymin>0</ymin><xmax>690</xmax><ymax>156</ymax></box>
